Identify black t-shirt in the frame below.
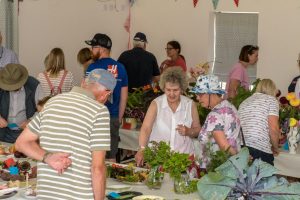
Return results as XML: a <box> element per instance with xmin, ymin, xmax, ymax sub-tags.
<box><xmin>118</xmin><ymin>47</ymin><xmax>160</xmax><ymax>92</ymax></box>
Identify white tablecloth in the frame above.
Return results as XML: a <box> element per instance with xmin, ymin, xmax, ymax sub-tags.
<box><xmin>274</xmin><ymin>148</ymin><xmax>300</xmax><ymax>178</ymax></box>
<box><xmin>5</xmin><ymin>177</ymin><xmax>200</xmax><ymax>200</ymax></box>
<box><xmin>106</xmin><ymin>176</ymin><xmax>201</xmax><ymax>200</ymax></box>
<box><xmin>118</xmin><ymin>129</ymin><xmax>300</xmax><ymax>178</ymax></box>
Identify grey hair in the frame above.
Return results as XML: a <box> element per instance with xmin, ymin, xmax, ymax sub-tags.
<box><xmin>133</xmin><ymin>40</ymin><xmax>145</xmax><ymax>48</ymax></box>
<box><xmin>159</xmin><ymin>67</ymin><xmax>188</xmax><ymax>92</ymax></box>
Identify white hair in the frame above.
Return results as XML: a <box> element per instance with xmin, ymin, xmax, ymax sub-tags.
<box><xmin>133</xmin><ymin>40</ymin><xmax>145</xmax><ymax>48</ymax></box>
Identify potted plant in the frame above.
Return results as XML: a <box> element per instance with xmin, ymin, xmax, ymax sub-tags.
<box><xmin>143</xmin><ymin>141</ymin><xmax>171</xmax><ymax>189</ymax></box>
<box><xmin>123</xmin><ymin>86</ymin><xmax>163</xmax><ymax>128</ymax></box>
<box><xmin>163</xmin><ymin>152</ymin><xmax>193</xmax><ymax>194</ymax></box>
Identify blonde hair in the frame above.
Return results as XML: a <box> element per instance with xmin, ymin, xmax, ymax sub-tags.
<box><xmin>159</xmin><ymin>67</ymin><xmax>188</xmax><ymax>92</ymax></box>
<box><xmin>46</xmin><ymin>48</ymin><xmax>65</xmax><ymax>77</ymax></box>
<box><xmin>255</xmin><ymin>79</ymin><xmax>277</xmax><ymax>97</ymax></box>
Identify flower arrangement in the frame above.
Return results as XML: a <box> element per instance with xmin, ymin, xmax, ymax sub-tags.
<box><xmin>279</xmin><ymin>92</ymin><xmax>300</xmax><ymax>134</ymax></box>
<box><xmin>124</xmin><ymin>85</ymin><xmax>162</xmax><ymax>122</ymax></box>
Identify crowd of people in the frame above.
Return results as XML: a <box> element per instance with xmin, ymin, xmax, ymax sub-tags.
<box><xmin>0</xmin><ymin>30</ymin><xmax>294</xmax><ymax>199</ymax></box>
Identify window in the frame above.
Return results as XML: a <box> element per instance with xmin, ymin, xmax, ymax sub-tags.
<box><xmin>212</xmin><ymin>12</ymin><xmax>259</xmax><ymax>87</ymax></box>
<box><xmin>0</xmin><ymin>0</ymin><xmax>19</xmax><ymax>53</ymax></box>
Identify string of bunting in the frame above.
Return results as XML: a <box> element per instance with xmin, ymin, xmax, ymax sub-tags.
<box><xmin>192</xmin><ymin>0</ymin><xmax>240</xmax><ymax>9</ymax></box>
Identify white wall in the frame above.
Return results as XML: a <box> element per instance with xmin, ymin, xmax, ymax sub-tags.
<box><xmin>19</xmin><ymin>0</ymin><xmax>300</xmax><ymax>94</ymax></box>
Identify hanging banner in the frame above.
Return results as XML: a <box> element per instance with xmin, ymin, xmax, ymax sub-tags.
<box><xmin>193</xmin><ymin>0</ymin><xmax>199</xmax><ymax>7</ymax></box>
<box><xmin>234</xmin><ymin>0</ymin><xmax>239</xmax><ymax>7</ymax></box>
<box><xmin>124</xmin><ymin>5</ymin><xmax>131</xmax><ymax>49</ymax></box>
<box><xmin>212</xmin><ymin>0</ymin><xmax>219</xmax><ymax>10</ymax></box>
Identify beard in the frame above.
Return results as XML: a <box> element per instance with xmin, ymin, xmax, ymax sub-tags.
<box><xmin>92</xmin><ymin>51</ymin><xmax>100</xmax><ymax>61</ymax></box>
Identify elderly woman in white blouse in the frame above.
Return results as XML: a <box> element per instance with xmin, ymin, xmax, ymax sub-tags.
<box><xmin>135</xmin><ymin>67</ymin><xmax>201</xmax><ymax>166</ymax></box>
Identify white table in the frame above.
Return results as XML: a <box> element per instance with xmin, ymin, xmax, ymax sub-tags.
<box><xmin>106</xmin><ymin>176</ymin><xmax>201</xmax><ymax>200</ymax></box>
<box><xmin>118</xmin><ymin>129</ymin><xmax>300</xmax><ymax>178</ymax></box>
<box><xmin>119</xmin><ymin>128</ymin><xmax>140</xmax><ymax>151</ymax></box>
<box><xmin>274</xmin><ymin>149</ymin><xmax>300</xmax><ymax>178</ymax></box>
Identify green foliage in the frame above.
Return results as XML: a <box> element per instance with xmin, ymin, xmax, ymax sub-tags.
<box><xmin>230</xmin><ymin>79</ymin><xmax>260</xmax><ymax>109</ymax></box>
<box><xmin>197</xmin><ymin>103</ymin><xmax>211</xmax><ymax>126</ymax></box>
<box><xmin>143</xmin><ymin>141</ymin><xmax>171</xmax><ymax>168</ymax></box>
<box><xmin>206</xmin><ymin>147</ymin><xmax>231</xmax><ymax>173</ymax></box>
<box><xmin>163</xmin><ymin>152</ymin><xmax>192</xmax><ymax>180</ymax></box>
<box><xmin>197</xmin><ymin>147</ymin><xmax>300</xmax><ymax>200</ymax></box>
<box><xmin>124</xmin><ymin>87</ymin><xmax>163</xmax><ymax>121</ymax></box>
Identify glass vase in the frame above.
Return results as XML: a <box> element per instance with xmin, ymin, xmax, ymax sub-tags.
<box><xmin>146</xmin><ymin>166</ymin><xmax>164</xmax><ymax>189</ymax></box>
<box><xmin>174</xmin><ymin>172</ymin><xmax>191</xmax><ymax>194</ymax></box>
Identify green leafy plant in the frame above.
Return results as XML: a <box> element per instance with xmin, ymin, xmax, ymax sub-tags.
<box><xmin>197</xmin><ymin>148</ymin><xmax>300</xmax><ymax>200</ymax></box>
<box><xmin>206</xmin><ymin>147</ymin><xmax>231</xmax><ymax>173</ymax></box>
<box><xmin>144</xmin><ymin>141</ymin><xmax>171</xmax><ymax>168</ymax></box>
<box><xmin>124</xmin><ymin>87</ymin><xmax>163</xmax><ymax>122</ymax></box>
<box><xmin>163</xmin><ymin>152</ymin><xmax>192</xmax><ymax>180</ymax></box>
<box><xmin>230</xmin><ymin>79</ymin><xmax>260</xmax><ymax>109</ymax></box>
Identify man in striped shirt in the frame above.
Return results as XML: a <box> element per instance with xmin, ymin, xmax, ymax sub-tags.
<box><xmin>16</xmin><ymin>69</ymin><xmax>117</xmax><ymax>200</ymax></box>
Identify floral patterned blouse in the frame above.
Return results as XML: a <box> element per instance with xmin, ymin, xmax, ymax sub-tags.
<box><xmin>198</xmin><ymin>100</ymin><xmax>241</xmax><ymax>168</ymax></box>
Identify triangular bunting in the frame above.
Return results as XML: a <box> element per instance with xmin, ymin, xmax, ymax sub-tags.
<box><xmin>234</xmin><ymin>0</ymin><xmax>239</xmax><ymax>7</ymax></box>
<box><xmin>193</xmin><ymin>0</ymin><xmax>199</xmax><ymax>7</ymax></box>
<box><xmin>212</xmin><ymin>0</ymin><xmax>219</xmax><ymax>10</ymax></box>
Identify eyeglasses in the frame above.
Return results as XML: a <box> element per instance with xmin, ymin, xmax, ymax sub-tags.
<box><xmin>165</xmin><ymin>48</ymin><xmax>175</xmax><ymax>51</ymax></box>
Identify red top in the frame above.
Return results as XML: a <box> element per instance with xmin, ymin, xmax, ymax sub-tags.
<box><xmin>160</xmin><ymin>56</ymin><xmax>187</xmax><ymax>73</ymax></box>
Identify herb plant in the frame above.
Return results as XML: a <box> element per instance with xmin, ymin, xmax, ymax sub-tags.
<box><xmin>163</xmin><ymin>152</ymin><xmax>192</xmax><ymax>180</ymax></box>
<box><xmin>143</xmin><ymin>141</ymin><xmax>171</xmax><ymax>168</ymax></box>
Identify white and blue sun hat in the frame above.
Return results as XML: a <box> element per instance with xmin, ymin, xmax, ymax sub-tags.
<box><xmin>190</xmin><ymin>74</ymin><xmax>225</xmax><ymax>95</ymax></box>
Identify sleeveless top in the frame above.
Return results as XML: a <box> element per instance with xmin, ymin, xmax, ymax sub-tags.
<box><xmin>149</xmin><ymin>94</ymin><xmax>194</xmax><ymax>154</ymax></box>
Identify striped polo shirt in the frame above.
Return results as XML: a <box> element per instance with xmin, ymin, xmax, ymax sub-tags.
<box><xmin>238</xmin><ymin>92</ymin><xmax>279</xmax><ymax>154</ymax></box>
<box><xmin>28</xmin><ymin>86</ymin><xmax>110</xmax><ymax>200</ymax></box>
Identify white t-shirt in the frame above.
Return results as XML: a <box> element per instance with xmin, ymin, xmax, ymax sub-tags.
<box><xmin>238</xmin><ymin>93</ymin><xmax>279</xmax><ymax>154</ymax></box>
<box><xmin>149</xmin><ymin>94</ymin><xmax>195</xmax><ymax>155</ymax></box>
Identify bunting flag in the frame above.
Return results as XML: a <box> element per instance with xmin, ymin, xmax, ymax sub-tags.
<box><xmin>234</xmin><ymin>0</ymin><xmax>239</xmax><ymax>7</ymax></box>
<box><xmin>212</xmin><ymin>0</ymin><xmax>219</xmax><ymax>10</ymax></box>
<box><xmin>193</xmin><ymin>0</ymin><xmax>199</xmax><ymax>7</ymax></box>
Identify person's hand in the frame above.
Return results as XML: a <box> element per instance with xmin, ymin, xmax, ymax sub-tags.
<box><xmin>0</xmin><ymin>118</ymin><xmax>8</xmax><ymax>128</ymax></box>
<box><xmin>44</xmin><ymin>152</ymin><xmax>72</xmax><ymax>174</ymax></box>
<box><xmin>176</xmin><ymin>124</ymin><xmax>189</xmax><ymax>136</ymax></box>
<box><xmin>272</xmin><ymin>146</ymin><xmax>280</xmax><ymax>156</ymax></box>
<box><xmin>135</xmin><ymin>150</ymin><xmax>144</xmax><ymax>167</ymax></box>
<box><xmin>20</xmin><ymin>120</ymin><xmax>30</xmax><ymax>129</ymax></box>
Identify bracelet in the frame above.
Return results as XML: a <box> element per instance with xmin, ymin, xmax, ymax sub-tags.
<box><xmin>42</xmin><ymin>151</ymin><xmax>52</xmax><ymax>163</ymax></box>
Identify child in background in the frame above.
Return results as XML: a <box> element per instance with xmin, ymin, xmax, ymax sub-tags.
<box><xmin>37</xmin><ymin>96</ymin><xmax>52</xmax><ymax>112</ymax></box>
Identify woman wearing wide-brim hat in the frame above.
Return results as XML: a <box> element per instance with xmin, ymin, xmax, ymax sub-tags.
<box><xmin>0</xmin><ymin>64</ymin><xmax>44</xmax><ymax>143</ymax></box>
<box><xmin>190</xmin><ymin>74</ymin><xmax>241</xmax><ymax>169</ymax></box>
